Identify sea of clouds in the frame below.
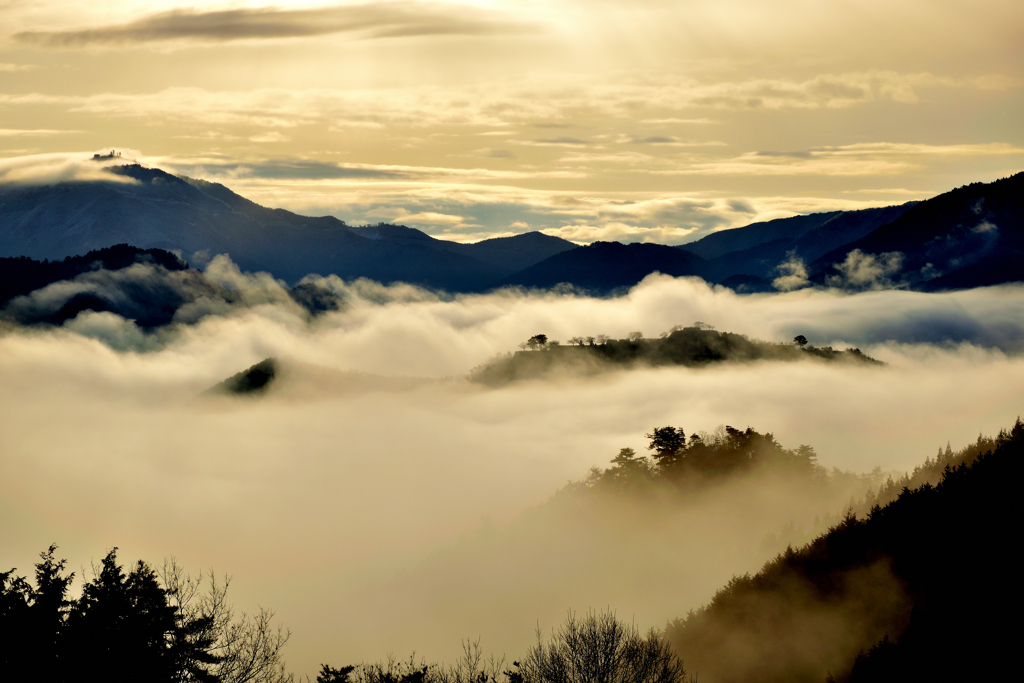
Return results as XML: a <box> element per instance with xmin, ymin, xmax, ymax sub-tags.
<box><xmin>2</xmin><ymin>264</ymin><xmax>1023</xmax><ymax>676</ymax></box>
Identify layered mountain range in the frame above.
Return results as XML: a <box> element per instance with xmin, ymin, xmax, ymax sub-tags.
<box><xmin>1</xmin><ymin>162</ymin><xmax>1021</xmax><ymax>293</ymax></box>
<box><xmin>0</xmin><ymin>164</ymin><xmax>575</xmax><ymax>290</ymax></box>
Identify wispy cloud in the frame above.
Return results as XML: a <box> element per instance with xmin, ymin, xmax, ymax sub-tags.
<box><xmin>2</xmin><ymin>70</ymin><xmax>1011</xmax><ymax>133</ymax></box>
<box><xmin>0</xmin><ymin>150</ymin><xmax>142</xmax><ymax>185</ymax></box>
<box><xmin>0</xmin><ymin>128</ymin><xmax>80</xmax><ymax>137</ymax></box>
<box><xmin>157</xmin><ymin>155</ymin><xmax>584</xmax><ymax>182</ymax></box>
<box><xmin>13</xmin><ymin>2</ymin><xmax>535</xmax><ymax>47</ymax></box>
<box><xmin>519</xmin><ymin>137</ymin><xmax>594</xmax><ymax>147</ymax></box>
<box><xmin>655</xmin><ymin>143</ymin><xmax>1024</xmax><ymax>177</ymax></box>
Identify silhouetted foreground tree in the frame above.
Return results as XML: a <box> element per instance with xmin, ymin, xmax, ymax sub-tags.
<box><xmin>515</xmin><ymin>611</ymin><xmax>685</xmax><ymax>683</ymax></box>
<box><xmin>666</xmin><ymin>418</ymin><xmax>1024</xmax><ymax>683</ymax></box>
<box><xmin>0</xmin><ymin>548</ymin><xmax>293</xmax><ymax>683</ymax></box>
<box><xmin>319</xmin><ymin>613</ymin><xmax>685</xmax><ymax>683</ymax></box>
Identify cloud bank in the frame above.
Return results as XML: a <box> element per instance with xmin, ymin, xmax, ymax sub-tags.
<box><xmin>2</xmin><ymin>267</ymin><xmax>1024</xmax><ymax>677</ymax></box>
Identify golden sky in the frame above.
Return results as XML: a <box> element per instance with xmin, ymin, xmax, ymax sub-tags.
<box><xmin>1</xmin><ymin>0</ymin><xmax>1022</xmax><ymax>243</ymax></box>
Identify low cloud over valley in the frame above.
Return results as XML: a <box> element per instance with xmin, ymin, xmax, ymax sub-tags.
<box><xmin>2</xmin><ymin>264</ymin><xmax>1023</xmax><ymax>674</ymax></box>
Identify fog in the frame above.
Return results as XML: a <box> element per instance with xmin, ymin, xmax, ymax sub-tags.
<box><xmin>2</xmin><ymin>270</ymin><xmax>1023</xmax><ymax>677</ymax></box>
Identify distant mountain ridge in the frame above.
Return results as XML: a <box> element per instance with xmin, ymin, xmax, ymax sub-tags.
<box><xmin>677</xmin><ymin>203</ymin><xmax>918</xmax><ymax>290</ymax></box>
<box><xmin>0</xmin><ymin>164</ymin><xmax>576</xmax><ymax>290</ymax></box>
<box><xmin>807</xmin><ymin>172</ymin><xmax>1024</xmax><ymax>290</ymax></box>
<box><xmin>497</xmin><ymin>241</ymin><xmax>706</xmax><ymax>292</ymax></box>
<box><xmin>1</xmin><ymin>161</ymin><xmax>1021</xmax><ymax>294</ymax></box>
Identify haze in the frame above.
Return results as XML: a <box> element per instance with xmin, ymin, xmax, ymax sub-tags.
<box><xmin>2</xmin><ymin>272</ymin><xmax>1023</xmax><ymax>676</ymax></box>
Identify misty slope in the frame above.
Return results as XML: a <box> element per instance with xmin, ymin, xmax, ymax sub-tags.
<box><xmin>0</xmin><ymin>243</ymin><xmax>187</xmax><ymax>308</ymax></box>
<box><xmin>497</xmin><ymin>206</ymin><xmax>915</xmax><ymax>295</ymax></box>
<box><xmin>497</xmin><ymin>241</ymin><xmax>706</xmax><ymax>293</ymax></box>
<box><xmin>0</xmin><ymin>164</ymin><xmax>575</xmax><ymax>289</ymax></box>
<box><xmin>0</xmin><ymin>244</ymin><xmax>348</xmax><ymax>329</ymax></box>
<box><xmin>666</xmin><ymin>419</ymin><xmax>1024</xmax><ymax>683</ymax></box>
<box><xmin>809</xmin><ymin>171</ymin><xmax>1024</xmax><ymax>290</ymax></box>
<box><xmin>341</xmin><ymin>422</ymin><xmax>882</xmax><ymax>669</ymax></box>
<box><xmin>471</xmin><ymin>327</ymin><xmax>880</xmax><ymax>385</ymax></box>
<box><xmin>688</xmin><ymin>205</ymin><xmax>917</xmax><ymax>289</ymax></box>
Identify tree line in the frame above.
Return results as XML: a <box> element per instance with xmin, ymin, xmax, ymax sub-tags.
<box><xmin>1</xmin><ymin>548</ymin><xmax>291</xmax><ymax>683</ymax></box>
<box><xmin>565</xmin><ymin>423</ymin><xmax>845</xmax><ymax>500</ymax></box>
<box><xmin>470</xmin><ymin>325</ymin><xmax>880</xmax><ymax>385</ymax></box>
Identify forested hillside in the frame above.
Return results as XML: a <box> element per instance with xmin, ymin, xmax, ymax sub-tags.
<box><xmin>470</xmin><ymin>326</ymin><xmax>880</xmax><ymax>385</ymax></box>
<box><xmin>666</xmin><ymin>419</ymin><xmax>1024</xmax><ymax>683</ymax></box>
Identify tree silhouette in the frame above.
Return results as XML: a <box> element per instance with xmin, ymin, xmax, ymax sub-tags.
<box><xmin>516</xmin><ymin>610</ymin><xmax>685</xmax><ymax>683</ymax></box>
<box><xmin>522</xmin><ymin>334</ymin><xmax>548</xmax><ymax>350</ymax></box>
<box><xmin>645</xmin><ymin>426</ymin><xmax>686</xmax><ymax>467</ymax></box>
<box><xmin>317</xmin><ymin>664</ymin><xmax>356</xmax><ymax>683</ymax></box>
<box><xmin>0</xmin><ymin>547</ymin><xmax>294</xmax><ymax>683</ymax></box>
<box><xmin>65</xmin><ymin>549</ymin><xmax>179</xmax><ymax>682</ymax></box>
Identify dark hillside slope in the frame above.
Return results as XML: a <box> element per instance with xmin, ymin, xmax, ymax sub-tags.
<box><xmin>0</xmin><ymin>243</ymin><xmax>187</xmax><ymax>307</ymax></box>
<box><xmin>462</xmin><ymin>231</ymin><xmax>577</xmax><ymax>272</ymax></box>
<box><xmin>497</xmin><ymin>241</ymin><xmax>705</xmax><ymax>293</ymax></box>
<box><xmin>687</xmin><ymin>204</ymin><xmax>916</xmax><ymax>284</ymax></box>
<box><xmin>0</xmin><ymin>164</ymin><xmax>365</xmax><ymax>275</ymax></box>
<box><xmin>679</xmin><ymin>212</ymin><xmax>843</xmax><ymax>260</ymax></box>
<box><xmin>667</xmin><ymin>419</ymin><xmax>1024</xmax><ymax>683</ymax></box>
<box><xmin>810</xmin><ymin>172</ymin><xmax>1024</xmax><ymax>289</ymax></box>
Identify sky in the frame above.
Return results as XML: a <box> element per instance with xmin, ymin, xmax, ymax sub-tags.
<box><xmin>1</xmin><ymin>0</ymin><xmax>1022</xmax><ymax>243</ymax></box>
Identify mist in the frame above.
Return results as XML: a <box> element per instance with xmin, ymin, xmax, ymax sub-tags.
<box><xmin>2</xmin><ymin>268</ymin><xmax>1023</xmax><ymax>677</ymax></box>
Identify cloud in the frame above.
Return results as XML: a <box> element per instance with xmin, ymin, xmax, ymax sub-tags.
<box><xmin>826</xmin><ymin>249</ymin><xmax>905</xmax><ymax>290</ymax></box>
<box><xmin>5</xmin><ymin>69</ymin><xmax>1006</xmax><ymax>134</ymax></box>
<box><xmin>0</xmin><ymin>151</ymin><xmax>143</xmax><ymax>185</ymax></box>
<box><xmin>773</xmin><ymin>253</ymin><xmax>810</xmax><ymax>292</ymax></box>
<box><xmin>657</xmin><ymin>142</ymin><xmax>1024</xmax><ymax>177</ymax></box>
<box><xmin>3</xmin><ymin>273</ymin><xmax>1024</xmax><ymax>676</ymax></box>
<box><xmin>13</xmin><ymin>3</ymin><xmax>534</xmax><ymax>47</ymax></box>
<box><xmin>631</xmin><ymin>136</ymin><xmax>678</xmax><ymax>144</ymax></box>
<box><xmin>1</xmin><ymin>255</ymin><xmax>304</xmax><ymax>331</ymax></box>
<box><xmin>521</xmin><ymin>137</ymin><xmax>593</xmax><ymax>147</ymax></box>
<box><xmin>248</xmin><ymin>131</ymin><xmax>290</xmax><ymax>143</ymax></box>
<box><xmin>727</xmin><ymin>199</ymin><xmax>756</xmax><ymax>214</ymax></box>
<box><xmin>625</xmin><ymin>136</ymin><xmax>726</xmax><ymax>147</ymax></box>
<box><xmin>156</xmin><ymin>154</ymin><xmax>579</xmax><ymax>183</ymax></box>
<box><xmin>530</xmin><ymin>196</ymin><xmax>762</xmax><ymax>244</ymax></box>
<box><xmin>542</xmin><ymin>222</ymin><xmax>699</xmax><ymax>244</ymax></box>
<box><xmin>0</xmin><ymin>129</ymin><xmax>79</xmax><ymax>137</ymax></box>
<box><xmin>61</xmin><ymin>310</ymin><xmax>162</xmax><ymax>352</ymax></box>
<box><xmin>641</xmin><ymin>118</ymin><xmax>717</xmax><ymax>125</ymax></box>
<box><xmin>219</xmin><ymin>159</ymin><xmax>408</xmax><ymax>180</ymax></box>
